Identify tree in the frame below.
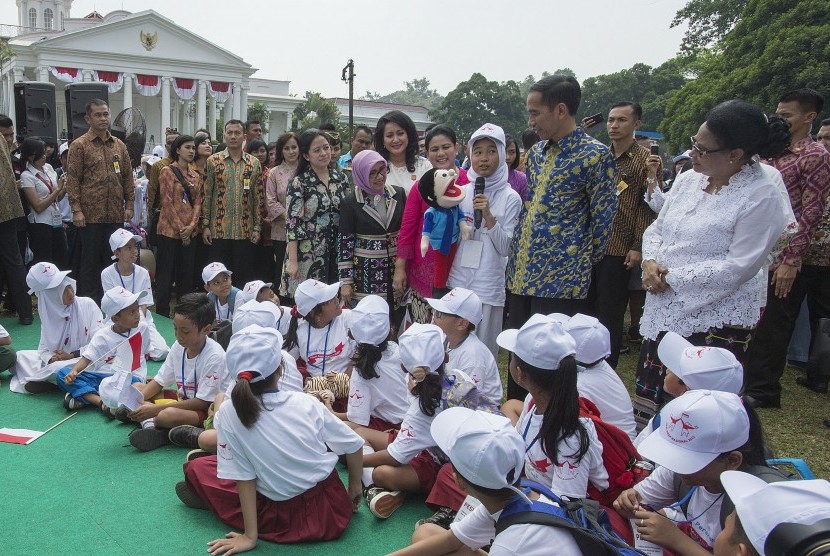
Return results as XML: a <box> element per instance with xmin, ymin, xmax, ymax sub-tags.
<box><xmin>517</xmin><ymin>69</ymin><xmax>577</xmax><ymax>98</ymax></box>
<box><xmin>0</xmin><ymin>38</ymin><xmax>13</xmax><ymax>72</ymax></box>
<box><xmin>660</xmin><ymin>0</ymin><xmax>830</xmax><ymax>152</ymax></box>
<box><xmin>671</xmin><ymin>0</ymin><xmax>747</xmax><ymax>54</ymax></box>
<box><xmin>363</xmin><ymin>78</ymin><xmax>444</xmax><ymax>109</ymax></box>
<box><xmin>430</xmin><ymin>73</ymin><xmax>528</xmax><ymax>142</ymax></box>
<box><xmin>292</xmin><ymin>91</ymin><xmax>342</xmax><ymax>132</ymax></box>
<box><xmin>246</xmin><ymin>101</ymin><xmax>269</xmax><ymax>134</ymax></box>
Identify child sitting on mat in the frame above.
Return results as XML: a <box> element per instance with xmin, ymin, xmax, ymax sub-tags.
<box><xmin>202</xmin><ymin>262</ymin><xmax>240</xmax><ymax>324</ymax></box>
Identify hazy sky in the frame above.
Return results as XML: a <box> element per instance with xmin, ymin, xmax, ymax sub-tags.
<box><xmin>2</xmin><ymin>0</ymin><xmax>690</xmax><ymax>98</ymax></box>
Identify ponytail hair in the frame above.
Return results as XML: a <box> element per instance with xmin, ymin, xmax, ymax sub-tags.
<box><xmin>282</xmin><ymin>303</ymin><xmax>325</xmax><ymax>351</ymax></box>
<box><xmin>352</xmin><ymin>340</ymin><xmax>388</xmax><ymax>380</ymax></box>
<box><xmin>515</xmin><ymin>355</ymin><xmax>589</xmax><ymax>465</ymax></box>
<box><xmin>410</xmin><ymin>363</ymin><xmax>445</xmax><ymax>417</ymax></box>
<box><xmin>231</xmin><ymin>370</ymin><xmax>279</xmax><ymax>428</ymax></box>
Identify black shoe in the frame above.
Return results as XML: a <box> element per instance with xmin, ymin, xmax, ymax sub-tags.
<box><xmin>19</xmin><ymin>316</ymin><xmax>33</xmax><ymax>325</ymax></box>
<box><xmin>416</xmin><ymin>507</ymin><xmax>457</xmax><ymax>529</ymax></box>
<box><xmin>175</xmin><ymin>481</ymin><xmax>209</xmax><ymax>510</ymax></box>
<box><xmin>795</xmin><ymin>376</ymin><xmax>828</xmax><ymax>394</ymax></box>
<box><xmin>168</xmin><ymin>425</ymin><xmax>204</xmax><ymax>449</ymax></box>
<box><xmin>619</xmin><ymin>345</ymin><xmax>631</xmax><ymax>355</ymax></box>
<box><xmin>24</xmin><ymin>381</ymin><xmax>59</xmax><ymax>394</ymax></box>
<box><xmin>129</xmin><ymin>427</ymin><xmax>172</xmax><ymax>452</ymax></box>
<box><xmin>743</xmin><ymin>394</ymin><xmax>781</xmax><ymax>409</ymax></box>
<box><xmin>627</xmin><ymin>326</ymin><xmax>643</xmax><ymax>344</ymax></box>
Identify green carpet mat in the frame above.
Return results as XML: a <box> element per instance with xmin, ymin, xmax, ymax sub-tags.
<box><xmin>0</xmin><ymin>315</ymin><xmax>428</xmax><ymax>555</ymax></box>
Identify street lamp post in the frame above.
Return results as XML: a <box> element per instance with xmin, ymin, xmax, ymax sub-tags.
<box><xmin>341</xmin><ymin>59</ymin><xmax>355</xmax><ymax>138</ymax></box>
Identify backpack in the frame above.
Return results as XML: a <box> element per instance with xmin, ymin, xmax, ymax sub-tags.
<box><xmin>527</xmin><ymin>396</ymin><xmax>651</xmax><ymax>508</ymax></box>
<box><xmin>441</xmin><ymin>369</ymin><xmax>503</xmax><ymax>415</ymax></box>
<box><xmin>496</xmin><ymin>480</ymin><xmax>647</xmax><ymax>556</ymax></box>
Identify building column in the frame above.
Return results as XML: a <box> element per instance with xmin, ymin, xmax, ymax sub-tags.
<box><xmin>208</xmin><ymin>96</ymin><xmax>217</xmax><ymax>139</ymax></box>
<box><xmin>82</xmin><ymin>69</ymin><xmax>93</xmax><ymax>82</ymax></box>
<box><xmin>223</xmin><ymin>96</ymin><xmax>232</xmax><ymax>123</ymax></box>
<box><xmin>196</xmin><ymin>80</ymin><xmax>207</xmax><ymax>131</ymax></box>
<box><xmin>160</xmin><ymin>76</ymin><xmax>171</xmax><ymax>144</ymax></box>
<box><xmin>6</xmin><ymin>72</ymin><xmax>15</xmax><ymax>124</ymax></box>
<box><xmin>240</xmin><ymin>84</ymin><xmax>249</xmax><ymax>122</ymax></box>
<box><xmin>232</xmin><ymin>82</ymin><xmax>242</xmax><ymax>120</ymax></box>
<box><xmin>122</xmin><ymin>72</ymin><xmax>133</xmax><ymax>112</ymax></box>
<box><xmin>37</xmin><ymin>66</ymin><xmax>49</xmax><ymax>83</ymax></box>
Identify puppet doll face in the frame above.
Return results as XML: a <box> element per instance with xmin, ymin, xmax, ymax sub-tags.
<box><xmin>432</xmin><ymin>168</ymin><xmax>465</xmax><ymax>209</ymax></box>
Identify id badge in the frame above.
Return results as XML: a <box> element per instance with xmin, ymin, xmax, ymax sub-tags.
<box><xmin>243</xmin><ymin>178</ymin><xmax>250</xmax><ymax>191</ymax></box>
<box><xmin>459</xmin><ymin>240</ymin><xmax>483</xmax><ymax>269</ymax></box>
<box><xmin>113</xmin><ymin>160</ymin><xmax>121</xmax><ymax>174</ymax></box>
<box><xmin>616</xmin><ymin>179</ymin><xmax>629</xmax><ymax>196</ymax></box>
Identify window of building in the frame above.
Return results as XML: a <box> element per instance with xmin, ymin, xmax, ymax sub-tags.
<box><xmin>28</xmin><ymin>7</ymin><xmax>38</xmax><ymax>29</ymax></box>
<box><xmin>44</xmin><ymin>8</ymin><xmax>54</xmax><ymax>30</ymax></box>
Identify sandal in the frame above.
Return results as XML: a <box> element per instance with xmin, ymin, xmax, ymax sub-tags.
<box><xmin>99</xmin><ymin>401</ymin><xmax>115</xmax><ymax>420</ymax></box>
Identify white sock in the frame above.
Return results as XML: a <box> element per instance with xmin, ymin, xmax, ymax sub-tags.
<box><xmin>362</xmin><ymin>444</ymin><xmax>375</xmax><ymax>488</ymax></box>
<box><xmin>141</xmin><ymin>418</ymin><xmax>155</xmax><ymax>429</ymax></box>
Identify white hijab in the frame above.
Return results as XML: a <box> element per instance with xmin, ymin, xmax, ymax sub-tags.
<box><xmin>466</xmin><ymin>123</ymin><xmax>509</xmax><ymax>193</ymax></box>
<box><xmin>36</xmin><ymin>276</ymin><xmax>90</xmax><ymax>353</ymax></box>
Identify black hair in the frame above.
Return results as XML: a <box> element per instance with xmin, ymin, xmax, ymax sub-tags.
<box><xmin>529</xmin><ymin>75</ymin><xmax>581</xmax><ymax>116</ymax></box>
<box><xmin>224</xmin><ymin>119</ymin><xmax>244</xmax><ymax>131</ymax></box>
<box><xmin>244</xmin><ymin>120</ymin><xmax>261</xmax><ymax>131</ymax></box>
<box><xmin>723</xmin><ymin>400</ymin><xmax>769</xmax><ymax>469</ymax></box>
<box><xmin>705</xmin><ymin>100</ymin><xmax>791</xmax><ymax>160</ymax></box>
<box><xmin>319</xmin><ymin>122</ymin><xmax>337</xmax><ymax>132</ymax></box>
<box><xmin>274</xmin><ymin>132</ymin><xmax>299</xmax><ymax>165</ymax></box>
<box><xmin>282</xmin><ymin>303</ymin><xmax>326</xmax><ymax>351</ymax></box>
<box><xmin>610</xmin><ymin>101</ymin><xmax>643</xmax><ymax>121</ymax></box>
<box><xmin>231</xmin><ymin>369</ymin><xmax>279</xmax><ymax>428</ymax></box>
<box><xmin>194</xmin><ymin>133</ymin><xmax>212</xmax><ymax>159</ymax></box>
<box><xmin>214</xmin><ymin>142</ymin><xmax>226</xmax><ymax>153</ymax></box>
<box><xmin>84</xmin><ymin>98</ymin><xmax>108</xmax><ymax>115</ymax></box>
<box><xmin>779</xmin><ymin>88</ymin><xmax>824</xmax><ymax>115</ymax></box>
<box><xmin>374</xmin><ymin>110</ymin><xmax>420</xmax><ymax>172</ymax></box>
<box><xmin>411</xmin><ymin>363</ymin><xmax>445</xmax><ymax>417</ymax></box>
<box><xmin>521</xmin><ymin>128</ymin><xmax>540</xmax><ymax>150</ymax></box>
<box><xmin>19</xmin><ymin>137</ymin><xmax>46</xmax><ymax>163</ymax></box>
<box><xmin>505</xmin><ymin>134</ymin><xmax>521</xmax><ymax>171</ymax></box>
<box><xmin>173</xmin><ymin>292</ymin><xmax>214</xmax><ymax>330</ymax></box>
<box><xmin>294</xmin><ymin>129</ymin><xmax>329</xmax><ymax>178</ymax></box>
<box><xmin>424</xmin><ymin>124</ymin><xmax>458</xmax><ymax>149</ymax></box>
<box><xmin>351</xmin><ymin>340</ymin><xmax>389</xmax><ymax>380</ymax></box>
<box><xmin>353</xmin><ymin>125</ymin><xmax>372</xmax><ymax>138</ymax></box>
<box><xmin>0</xmin><ymin>115</ymin><xmax>13</xmax><ymax>128</ymax></box>
<box><xmin>169</xmin><ymin>134</ymin><xmax>195</xmax><ymax>162</ymax></box>
<box><xmin>247</xmin><ymin>138</ymin><xmax>267</xmax><ymax>156</ymax></box>
<box><xmin>514</xmin><ymin>354</ymin><xmax>589</xmax><ymax>465</ymax></box>
<box><xmin>194</xmin><ymin>128</ymin><xmax>212</xmax><ymax>140</ymax></box>
<box><xmin>451</xmin><ymin>464</ymin><xmax>521</xmax><ymax>500</ymax></box>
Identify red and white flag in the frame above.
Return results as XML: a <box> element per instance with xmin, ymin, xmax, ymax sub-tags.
<box><xmin>0</xmin><ymin>428</ymin><xmax>45</xmax><ymax>445</ymax></box>
<box><xmin>113</xmin><ymin>330</ymin><xmax>143</xmax><ymax>372</ymax></box>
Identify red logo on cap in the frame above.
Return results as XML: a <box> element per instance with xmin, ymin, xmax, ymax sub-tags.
<box><xmin>667</xmin><ymin>411</ymin><xmax>699</xmax><ymax>443</ymax></box>
<box><xmin>42</xmin><ymin>264</ymin><xmax>52</xmax><ymax>274</ymax></box>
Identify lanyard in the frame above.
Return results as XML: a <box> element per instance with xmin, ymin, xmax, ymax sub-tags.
<box><xmin>521</xmin><ymin>413</ymin><xmax>540</xmax><ymax>454</ymax></box>
<box><xmin>306</xmin><ymin>321</ymin><xmax>333</xmax><ymax>375</ymax></box>
<box><xmin>115</xmin><ymin>263</ymin><xmax>134</xmax><ymax>293</ymax></box>
<box><xmin>215</xmin><ymin>297</ymin><xmax>229</xmax><ymax>321</ymax></box>
<box><xmin>35</xmin><ymin>171</ymin><xmax>55</xmax><ymax>193</ymax></box>
<box><xmin>643</xmin><ymin>487</ymin><xmax>723</xmax><ymax>524</ymax></box>
<box><xmin>180</xmin><ymin>341</ymin><xmax>207</xmax><ymax>400</ymax></box>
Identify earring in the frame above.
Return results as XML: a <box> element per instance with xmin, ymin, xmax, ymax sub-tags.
<box><xmin>729</xmin><ymin>160</ymin><xmax>734</xmax><ymax>164</ymax></box>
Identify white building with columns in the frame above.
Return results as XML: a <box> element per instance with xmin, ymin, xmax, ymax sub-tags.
<box><xmin>1</xmin><ymin>1</ymin><xmax>302</xmax><ymax>146</ymax></box>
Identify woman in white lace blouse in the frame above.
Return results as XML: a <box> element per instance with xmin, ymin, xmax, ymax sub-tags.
<box><xmin>632</xmin><ymin>100</ymin><xmax>794</xmax><ymax>429</ymax></box>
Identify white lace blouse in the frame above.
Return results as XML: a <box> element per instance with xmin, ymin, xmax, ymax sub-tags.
<box><xmin>640</xmin><ymin>161</ymin><xmax>792</xmax><ymax>340</ymax></box>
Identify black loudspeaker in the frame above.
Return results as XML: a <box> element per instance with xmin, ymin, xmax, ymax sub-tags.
<box><xmin>14</xmin><ymin>81</ymin><xmax>57</xmax><ymax>142</ymax></box>
<box><xmin>65</xmin><ymin>82</ymin><xmax>109</xmax><ymax>141</ymax></box>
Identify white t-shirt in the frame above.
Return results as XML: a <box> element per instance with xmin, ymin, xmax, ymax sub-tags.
<box><xmin>153</xmin><ymin>338</ymin><xmax>225</xmax><ymax>402</ymax></box>
<box><xmin>576</xmin><ymin>361</ymin><xmax>636</xmax><ymax>440</ymax></box>
<box><xmin>386</xmin><ymin>157</ymin><xmax>432</xmax><ymax>194</ymax></box>
<box><xmin>0</xmin><ymin>324</ymin><xmax>8</xmax><ymax>339</ymax></box>
<box><xmin>347</xmin><ymin>342</ymin><xmax>408</xmax><ymax>426</ymax></box>
<box><xmin>81</xmin><ymin>321</ymin><xmax>150</xmax><ymax>380</ymax></box>
<box><xmin>447</xmin><ymin>333</ymin><xmax>503</xmax><ymax>404</ymax></box>
<box><xmin>215</xmin><ymin>390</ymin><xmax>364</xmax><ymax>501</ymax></box>
<box><xmin>634</xmin><ymin>465</ymin><xmax>724</xmax><ymax>550</ymax></box>
<box><xmin>20</xmin><ymin>163</ymin><xmax>62</xmax><ymax>226</ymax></box>
<box><xmin>221</xmin><ymin>350</ymin><xmax>304</xmax><ymax>396</ymax></box>
<box><xmin>100</xmin><ymin>263</ymin><xmax>155</xmax><ymax>306</ymax></box>
<box><xmin>296</xmin><ymin>310</ymin><xmax>353</xmax><ymax>377</ymax></box>
<box><xmin>387</xmin><ymin>392</ymin><xmax>446</xmax><ymax>466</ymax></box>
<box><xmin>516</xmin><ymin>394</ymin><xmax>609</xmax><ymax>499</ymax></box>
<box><xmin>450</xmin><ymin>493</ymin><xmax>581</xmax><ymax>555</ymax></box>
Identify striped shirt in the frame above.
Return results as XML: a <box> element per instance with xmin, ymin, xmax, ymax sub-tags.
<box><xmin>604</xmin><ymin>140</ymin><xmax>658</xmax><ymax>257</ymax></box>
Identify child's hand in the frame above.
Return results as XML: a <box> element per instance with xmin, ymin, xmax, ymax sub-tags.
<box><xmin>63</xmin><ymin>370</ymin><xmax>79</xmax><ymax>385</ymax></box>
<box><xmin>348</xmin><ymin>482</ymin><xmax>362</xmax><ymax>513</ymax></box>
<box><xmin>612</xmin><ymin>488</ymin><xmax>642</xmax><ymax>518</ymax></box>
<box><xmin>128</xmin><ymin>402</ymin><xmax>159</xmax><ymax>422</ymax></box>
<box><xmin>207</xmin><ymin>531</ymin><xmax>257</xmax><ymax>555</ymax></box>
<box><xmin>633</xmin><ymin>508</ymin><xmax>683</xmax><ymax>549</ymax></box>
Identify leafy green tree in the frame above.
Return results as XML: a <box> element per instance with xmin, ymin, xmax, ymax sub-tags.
<box><xmin>517</xmin><ymin>69</ymin><xmax>576</xmax><ymax>97</ymax></box>
<box><xmin>671</xmin><ymin>0</ymin><xmax>747</xmax><ymax>53</ymax></box>
<box><xmin>292</xmin><ymin>92</ymin><xmax>342</xmax><ymax>132</ymax></box>
<box><xmin>364</xmin><ymin>78</ymin><xmax>444</xmax><ymax>110</ymax></box>
<box><xmin>246</xmin><ymin>101</ymin><xmax>269</xmax><ymax>134</ymax></box>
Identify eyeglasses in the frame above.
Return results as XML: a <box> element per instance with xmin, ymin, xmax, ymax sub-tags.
<box><xmin>369</xmin><ymin>166</ymin><xmax>388</xmax><ymax>179</ymax></box>
<box><xmin>690</xmin><ymin>136</ymin><xmax>730</xmax><ymax>157</ymax></box>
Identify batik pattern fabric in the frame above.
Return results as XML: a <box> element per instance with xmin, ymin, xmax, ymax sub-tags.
<box><xmin>201</xmin><ymin>150</ymin><xmax>261</xmax><ymax>241</ymax></box>
<box><xmin>507</xmin><ymin>127</ymin><xmax>618</xmax><ymax>299</ymax></box>
<box><xmin>282</xmin><ymin>166</ymin><xmax>348</xmax><ymax>296</ymax></box>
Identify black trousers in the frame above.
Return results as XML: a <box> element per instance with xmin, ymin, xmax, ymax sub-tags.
<box><xmin>76</xmin><ymin>223</ymin><xmax>120</xmax><ymax>304</ymax></box>
<box><xmin>743</xmin><ymin>265</ymin><xmax>830</xmax><ymax>404</ymax></box>
<box><xmin>273</xmin><ymin>240</ymin><xmax>287</xmax><ymax>287</ymax></box>
<box><xmin>504</xmin><ymin>292</ymin><xmax>592</xmax><ymax>401</ymax></box>
<box><xmin>210</xmin><ymin>239</ymin><xmax>255</xmax><ymax>288</ymax></box>
<box><xmin>155</xmin><ymin>235</ymin><xmax>196</xmax><ymax>317</ymax></box>
<box><xmin>27</xmin><ymin>222</ymin><xmax>68</xmax><ymax>269</ymax></box>
<box><xmin>593</xmin><ymin>255</ymin><xmax>631</xmax><ymax>369</ymax></box>
<box><xmin>0</xmin><ymin>218</ymin><xmax>32</xmax><ymax>319</ymax></box>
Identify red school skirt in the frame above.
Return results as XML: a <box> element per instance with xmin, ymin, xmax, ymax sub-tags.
<box><xmin>425</xmin><ymin>463</ymin><xmax>467</xmax><ymax>511</ymax></box>
<box><xmin>367</xmin><ymin>416</ymin><xmax>401</xmax><ymax>432</ymax></box>
<box><xmin>183</xmin><ymin>456</ymin><xmax>353</xmax><ymax>543</ymax></box>
<box><xmin>386</xmin><ymin>430</ymin><xmax>442</xmax><ymax>494</ymax></box>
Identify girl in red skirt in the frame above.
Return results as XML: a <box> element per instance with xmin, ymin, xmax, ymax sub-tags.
<box><xmin>177</xmin><ymin>324</ymin><xmax>364</xmax><ymax>553</ymax></box>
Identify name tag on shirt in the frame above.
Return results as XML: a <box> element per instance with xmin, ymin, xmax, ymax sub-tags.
<box><xmin>113</xmin><ymin>160</ymin><xmax>121</xmax><ymax>174</ymax></box>
<box><xmin>458</xmin><ymin>240</ymin><xmax>483</xmax><ymax>269</ymax></box>
<box><xmin>243</xmin><ymin>178</ymin><xmax>251</xmax><ymax>190</ymax></box>
<box><xmin>616</xmin><ymin>180</ymin><xmax>629</xmax><ymax>196</ymax></box>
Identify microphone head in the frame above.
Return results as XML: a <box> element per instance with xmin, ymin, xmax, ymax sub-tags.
<box><xmin>475</xmin><ymin>176</ymin><xmax>485</xmax><ymax>194</ymax></box>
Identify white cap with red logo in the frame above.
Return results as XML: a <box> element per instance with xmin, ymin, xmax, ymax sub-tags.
<box><xmin>426</xmin><ymin>288</ymin><xmax>483</xmax><ymax>325</ymax></box>
<box><xmin>657</xmin><ymin>332</ymin><xmax>743</xmax><ymax>393</ymax></box>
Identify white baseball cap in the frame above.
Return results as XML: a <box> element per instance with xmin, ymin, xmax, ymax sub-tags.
<box><xmin>232</xmin><ymin>300</ymin><xmax>282</xmax><ymax>334</ymax></box>
<box><xmin>202</xmin><ymin>262</ymin><xmax>233</xmax><ymax>284</ymax></box>
<box><xmin>560</xmin><ymin>313</ymin><xmax>611</xmax><ymax>365</ymax></box>
<box><xmin>58</xmin><ymin>142</ymin><xmax>69</xmax><ymax>157</ymax></box>
<box><xmin>235</xmin><ymin>280</ymin><xmax>273</xmax><ymax>309</ymax></box>
<box><xmin>294</xmin><ymin>279</ymin><xmax>341</xmax><ymax>317</ymax></box>
<box><xmin>101</xmin><ymin>286</ymin><xmax>150</xmax><ymax>318</ymax></box>
<box><xmin>226</xmin><ymin>324</ymin><xmax>283</xmax><ymax>383</ymax></box>
<box><xmin>349</xmin><ymin>295</ymin><xmax>390</xmax><ymax>346</ymax></box>
<box><xmin>26</xmin><ymin>262</ymin><xmax>72</xmax><ymax>294</ymax></box>
<box><xmin>399</xmin><ymin>323</ymin><xmax>446</xmax><ymax>373</ymax></box>
<box><xmin>638</xmin><ymin>390</ymin><xmax>749</xmax><ymax>475</ymax></box>
<box><xmin>721</xmin><ymin>470</ymin><xmax>830</xmax><ymax>555</ymax></box>
<box><xmin>109</xmin><ymin>228</ymin><xmax>143</xmax><ymax>254</ymax></box>
<box><xmin>432</xmin><ymin>407</ymin><xmax>525</xmax><ymax>490</ymax></box>
<box><xmin>657</xmin><ymin>332</ymin><xmax>743</xmax><ymax>394</ymax></box>
<box><xmin>496</xmin><ymin>313</ymin><xmax>576</xmax><ymax>370</ymax></box>
<box><xmin>426</xmin><ymin>288</ymin><xmax>483</xmax><ymax>325</ymax></box>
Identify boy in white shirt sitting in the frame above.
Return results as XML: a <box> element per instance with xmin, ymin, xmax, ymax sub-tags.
<box><xmin>427</xmin><ymin>288</ymin><xmax>503</xmax><ymax>404</ymax></box>
<box><xmin>202</xmin><ymin>262</ymin><xmax>240</xmax><ymax>324</ymax></box>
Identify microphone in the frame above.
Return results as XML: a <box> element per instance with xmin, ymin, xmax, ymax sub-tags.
<box><xmin>474</xmin><ymin>177</ymin><xmax>485</xmax><ymax>229</ymax></box>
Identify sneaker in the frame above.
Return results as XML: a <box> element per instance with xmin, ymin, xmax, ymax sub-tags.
<box><xmin>186</xmin><ymin>449</ymin><xmax>211</xmax><ymax>462</ymax></box>
<box><xmin>129</xmin><ymin>427</ymin><xmax>171</xmax><ymax>452</ymax></box>
<box><xmin>175</xmin><ymin>480</ymin><xmax>209</xmax><ymax>510</ymax></box>
<box><xmin>415</xmin><ymin>506</ymin><xmax>457</xmax><ymax>529</ymax></box>
<box><xmin>112</xmin><ymin>407</ymin><xmax>132</xmax><ymax>422</ymax></box>
<box><xmin>24</xmin><ymin>381</ymin><xmax>59</xmax><ymax>394</ymax></box>
<box><xmin>169</xmin><ymin>425</ymin><xmax>205</xmax><ymax>449</ymax></box>
<box><xmin>365</xmin><ymin>486</ymin><xmax>406</xmax><ymax>519</ymax></box>
<box><xmin>63</xmin><ymin>393</ymin><xmax>84</xmax><ymax>411</ymax></box>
